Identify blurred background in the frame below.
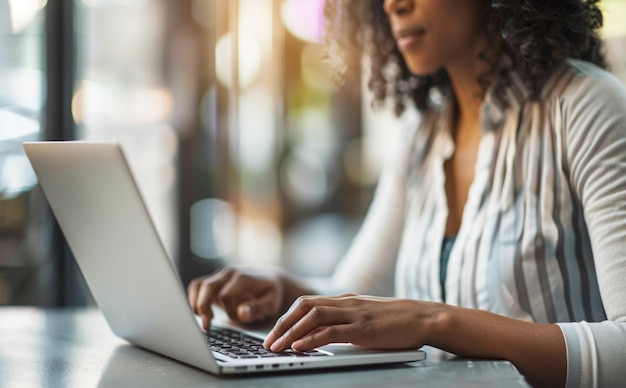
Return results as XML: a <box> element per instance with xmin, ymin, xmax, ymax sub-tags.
<box><xmin>0</xmin><ymin>0</ymin><xmax>625</xmax><ymax>307</ymax></box>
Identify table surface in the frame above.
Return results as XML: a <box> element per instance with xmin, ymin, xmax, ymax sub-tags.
<box><xmin>0</xmin><ymin>307</ymin><xmax>529</xmax><ymax>387</ymax></box>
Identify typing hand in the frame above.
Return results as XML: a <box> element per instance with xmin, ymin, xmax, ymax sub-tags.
<box><xmin>263</xmin><ymin>295</ymin><xmax>435</xmax><ymax>352</ymax></box>
<box><xmin>187</xmin><ymin>268</ymin><xmax>285</xmax><ymax>329</ymax></box>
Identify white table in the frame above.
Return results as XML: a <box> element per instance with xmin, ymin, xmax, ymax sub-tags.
<box><xmin>0</xmin><ymin>308</ymin><xmax>529</xmax><ymax>387</ymax></box>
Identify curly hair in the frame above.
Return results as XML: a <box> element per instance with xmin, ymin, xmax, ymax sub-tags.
<box><xmin>324</xmin><ymin>0</ymin><xmax>608</xmax><ymax>115</ymax></box>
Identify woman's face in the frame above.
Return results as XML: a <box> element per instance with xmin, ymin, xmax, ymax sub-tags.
<box><xmin>382</xmin><ymin>0</ymin><xmax>488</xmax><ymax>76</ymax></box>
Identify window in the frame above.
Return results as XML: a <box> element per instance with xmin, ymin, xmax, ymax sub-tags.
<box><xmin>0</xmin><ymin>0</ymin><xmax>46</xmax><ymax>304</ymax></box>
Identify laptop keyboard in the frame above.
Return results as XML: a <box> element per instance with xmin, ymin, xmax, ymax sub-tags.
<box><xmin>206</xmin><ymin>327</ymin><xmax>329</xmax><ymax>359</ymax></box>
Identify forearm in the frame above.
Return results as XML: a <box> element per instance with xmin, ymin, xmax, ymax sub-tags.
<box><xmin>426</xmin><ymin>304</ymin><xmax>567</xmax><ymax>387</ymax></box>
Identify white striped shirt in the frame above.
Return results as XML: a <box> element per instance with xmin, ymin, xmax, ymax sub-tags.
<box><xmin>331</xmin><ymin>59</ymin><xmax>626</xmax><ymax>387</ymax></box>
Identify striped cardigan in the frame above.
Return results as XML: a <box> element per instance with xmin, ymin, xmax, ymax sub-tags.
<box><xmin>332</xmin><ymin>59</ymin><xmax>626</xmax><ymax>387</ymax></box>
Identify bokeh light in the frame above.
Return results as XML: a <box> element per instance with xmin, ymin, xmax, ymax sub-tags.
<box><xmin>281</xmin><ymin>144</ymin><xmax>334</xmax><ymax>208</ymax></box>
<box><xmin>280</xmin><ymin>0</ymin><xmax>325</xmax><ymax>43</ymax></box>
<box><xmin>215</xmin><ymin>31</ymin><xmax>262</xmax><ymax>89</ymax></box>
<box><xmin>191</xmin><ymin>199</ymin><xmax>235</xmax><ymax>259</ymax></box>
<box><xmin>301</xmin><ymin>43</ymin><xmax>336</xmax><ymax>92</ymax></box>
<box><xmin>72</xmin><ymin>81</ymin><xmax>174</xmax><ymax>125</ymax></box>
<box><xmin>79</xmin><ymin>0</ymin><xmax>147</xmax><ymax>8</ymax></box>
<box><xmin>601</xmin><ymin>0</ymin><xmax>626</xmax><ymax>40</ymax></box>
<box><xmin>7</xmin><ymin>0</ymin><xmax>47</xmax><ymax>33</ymax></box>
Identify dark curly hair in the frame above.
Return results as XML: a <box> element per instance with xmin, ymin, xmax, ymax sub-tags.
<box><xmin>324</xmin><ymin>0</ymin><xmax>608</xmax><ymax>115</ymax></box>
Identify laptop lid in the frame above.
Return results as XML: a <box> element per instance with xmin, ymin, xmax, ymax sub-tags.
<box><xmin>23</xmin><ymin>141</ymin><xmax>219</xmax><ymax>373</ymax></box>
<box><xmin>23</xmin><ymin>141</ymin><xmax>425</xmax><ymax>374</ymax></box>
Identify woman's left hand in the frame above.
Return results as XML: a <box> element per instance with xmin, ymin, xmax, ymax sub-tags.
<box><xmin>263</xmin><ymin>294</ymin><xmax>443</xmax><ymax>352</ymax></box>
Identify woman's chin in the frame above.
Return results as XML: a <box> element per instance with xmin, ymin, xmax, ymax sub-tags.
<box><xmin>404</xmin><ymin>61</ymin><xmax>441</xmax><ymax>77</ymax></box>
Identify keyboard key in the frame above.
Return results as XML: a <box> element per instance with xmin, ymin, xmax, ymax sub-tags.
<box><xmin>205</xmin><ymin>327</ymin><xmax>329</xmax><ymax>359</ymax></box>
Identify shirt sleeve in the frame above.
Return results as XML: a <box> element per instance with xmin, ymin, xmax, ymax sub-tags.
<box><xmin>558</xmin><ymin>63</ymin><xmax>626</xmax><ymax>388</ymax></box>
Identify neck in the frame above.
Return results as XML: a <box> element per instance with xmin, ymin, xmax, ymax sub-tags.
<box><xmin>445</xmin><ymin>40</ymin><xmax>500</xmax><ymax>137</ymax></box>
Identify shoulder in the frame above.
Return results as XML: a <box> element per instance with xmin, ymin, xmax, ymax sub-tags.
<box><xmin>544</xmin><ymin>59</ymin><xmax>626</xmax><ymax>114</ymax></box>
<box><xmin>536</xmin><ymin>60</ymin><xmax>626</xmax><ymax>146</ymax></box>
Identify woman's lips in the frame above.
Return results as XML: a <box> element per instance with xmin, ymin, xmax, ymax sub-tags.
<box><xmin>395</xmin><ymin>29</ymin><xmax>426</xmax><ymax>50</ymax></box>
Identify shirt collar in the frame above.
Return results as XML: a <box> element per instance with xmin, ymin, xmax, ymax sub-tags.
<box><xmin>480</xmin><ymin>55</ymin><xmax>529</xmax><ymax>132</ymax></box>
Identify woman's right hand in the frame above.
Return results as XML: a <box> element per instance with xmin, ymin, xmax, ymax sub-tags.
<box><xmin>187</xmin><ymin>267</ymin><xmax>293</xmax><ymax>329</ymax></box>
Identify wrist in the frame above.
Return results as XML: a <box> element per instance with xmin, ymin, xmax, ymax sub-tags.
<box><xmin>419</xmin><ymin>302</ymin><xmax>456</xmax><ymax>347</ymax></box>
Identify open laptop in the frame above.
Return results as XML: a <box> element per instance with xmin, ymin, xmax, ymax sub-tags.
<box><xmin>23</xmin><ymin>141</ymin><xmax>425</xmax><ymax>375</ymax></box>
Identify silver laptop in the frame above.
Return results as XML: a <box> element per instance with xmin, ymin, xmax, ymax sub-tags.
<box><xmin>23</xmin><ymin>140</ymin><xmax>425</xmax><ymax>374</ymax></box>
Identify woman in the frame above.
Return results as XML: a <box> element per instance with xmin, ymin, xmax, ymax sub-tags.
<box><xmin>188</xmin><ymin>1</ymin><xmax>626</xmax><ymax>386</ymax></box>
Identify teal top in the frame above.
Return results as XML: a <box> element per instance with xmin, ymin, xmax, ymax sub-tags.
<box><xmin>440</xmin><ymin>235</ymin><xmax>456</xmax><ymax>302</ymax></box>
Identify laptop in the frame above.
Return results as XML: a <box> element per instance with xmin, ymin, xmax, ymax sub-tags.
<box><xmin>23</xmin><ymin>141</ymin><xmax>426</xmax><ymax>374</ymax></box>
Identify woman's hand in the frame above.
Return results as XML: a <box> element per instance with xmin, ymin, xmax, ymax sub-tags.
<box><xmin>187</xmin><ymin>267</ymin><xmax>315</xmax><ymax>329</ymax></box>
<box><xmin>260</xmin><ymin>294</ymin><xmax>567</xmax><ymax>387</ymax></box>
<box><xmin>263</xmin><ymin>294</ymin><xmax>443</xmax><ymax>352</ymax></box>
<box><xmin>187</xmin><ymin>268</ymin><xmax>285</xmax><ymax>329</ymax></box>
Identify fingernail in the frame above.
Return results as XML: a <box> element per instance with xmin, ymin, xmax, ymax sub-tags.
<box><xmin>270</xmin><ymin>338</ymin><xmax>284</xmax><ymax>352</ymax></box>
<box><xmin>291</xmin><ymin>339</ymin><xmax>304</xmax><ymax>350</ymax></box>
<box><xmin>238</xmin><ymin>305</ymin><xmax>251</xmax><ymax>321</ymax></box>
<box><xmin>263</xmin><ymin>332</ymin><xmax>275</xmax><ymax>348</ymax></box>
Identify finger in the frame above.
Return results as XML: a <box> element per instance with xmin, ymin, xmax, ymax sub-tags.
<box><xmin>187</xmin><ymin>278</ymin><xmax>202</xmax><ymax>312</ymax></box>
<box><xmin>265</xmin><ymin>296</ymin><xmax>345</xmax><ymax>346</ymax></box>
<box><xmin>237</xmin><ymin>289</ymin><xmax>280</xmax><ymax>323</ymax></box>
<box><xmin>263</xmin><ymin>296</ymin><xmax>311</xmax><ymax>348</ymax></box>
<box><xmin>201</xmin><ymin>314</ymin><xmax>211</xmax><ymax>331</ymax></box>
<box><xmin>266</xmin><ymin>304</ymin><xmax>350</xmax><ymax>352</ymax></box>
<box><xmin>271</xmin><ymin>306</ymin><xmax>350</xmax><ymax>352</ymax></box>
<box><xmin>188</xmin><ymin>274</ymin><xmax>232</xmax><ymax>312</ymax></box>
<box><xmin>195</xmin><ymin>269</ymin><xmax>235</xmax><ymax>327</ymax></box>
<box><xmin>216</xmin><ymin>275</ymin><xmax>257</xmax><ymax>321</ymax></box>
<box><xmin>291</xmin><ymin>324</ymin><xmax>355</xmax><ymax>351</ymax></box>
